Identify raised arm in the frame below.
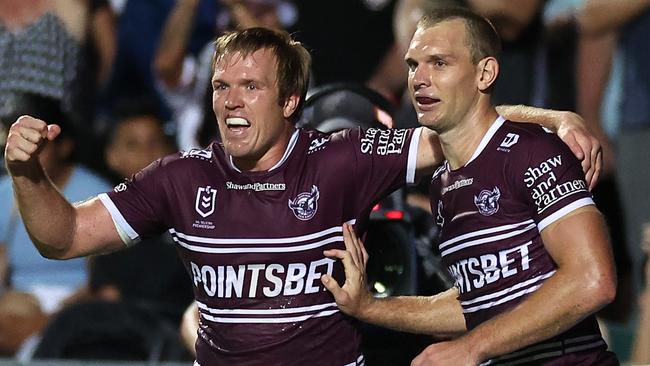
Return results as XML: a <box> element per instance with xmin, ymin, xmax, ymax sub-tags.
<box><xmin>412</xmin><ymin>206</ymin><xmax>616</xmax><ymax>365</ymax></box>
<box><xmin>321</xmin><ymin>224</ymin><xmax>466</xmax><ymax>338</ymax></box>
<box><xmin>578</xmin><ymin>0</ymin><xmax>650</xmax><ymax>36</ymax></box>
<box><xmin>4</xmin><ymin>116</ymin><xmax>124</xmax><ymax>260</ymax></box>
<box><xmin>154</xmin><ymin>0</ymin><xmax>201</xmax><ymax>88</ymax></box>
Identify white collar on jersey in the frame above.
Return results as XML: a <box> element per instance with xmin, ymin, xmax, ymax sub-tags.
<box><xmin>228</xmin><ymin>128</ymin><xmax>300</xmax><ymax>173</ymax></box>
<box><xmin>462</xmin><ymin>115</ymin><xmax>506</xmax><ymax>168</ymax></box>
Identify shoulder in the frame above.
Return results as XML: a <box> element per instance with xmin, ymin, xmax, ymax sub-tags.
<box><xmin>499</xmin><ymin>121</ymin><xmax>572</xmax><ymax>158</ymax></box>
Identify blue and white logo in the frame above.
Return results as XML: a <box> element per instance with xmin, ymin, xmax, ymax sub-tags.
<box><xmin>288</xmin><ymin>185</ymin><xmax>320</xmax><ymax>220</ymax></box>
<box><xmin>195</xmin><ymin>186</ymin><xmax>217</xmax><ymax>218</ymax></box>
<box><xmin>474</xmin><ymin>187</ymin><xmax>501</xmax><ymax>216</ymax></box>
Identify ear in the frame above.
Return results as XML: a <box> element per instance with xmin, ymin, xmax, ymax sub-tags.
<box><xmin>282</xmin><ymin>94</ymin><xmax>301</xmax><ymax>119</ymax></box>
<box><xmin>477</xmin><ymin>57</ymin><xmax>499</xmax><ymax>92</ymax></box>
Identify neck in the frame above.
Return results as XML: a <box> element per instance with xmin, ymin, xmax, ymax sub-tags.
<box><xmin>438</xmin><ymin>102</ymin><xmax>499</xmax><ymax>170</ymax></box>
<box><xmin>233</xmin><ymin>126</ymin><xmax>295</xmax><ymax>172</ymax></box>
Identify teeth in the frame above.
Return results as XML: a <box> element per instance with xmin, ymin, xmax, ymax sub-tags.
<box><xmin>226</xmin><ymin>117</ymin><xmax>250</xmax><ymax>127</ymax></box>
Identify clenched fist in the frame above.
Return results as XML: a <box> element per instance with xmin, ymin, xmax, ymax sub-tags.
<box><xmin>4</xmin><ymin>115</ymin><xmax>61</xmax><ymax>176</ymax></box>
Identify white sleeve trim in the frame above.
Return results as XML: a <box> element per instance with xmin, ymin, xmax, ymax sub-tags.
<box><xmin>406</xmin><ymin>127</ymin><xmax>423</xmax><ymax>184</ymax></box>
<box><xmin>98</xmin><ymin>193</ymin><xmax>141</xmax><ymax>247</ymax></box>
<box><xmin>537</xmin><ymin>197</ymin><xmax>594</xmax><ymax>232</ymax></box>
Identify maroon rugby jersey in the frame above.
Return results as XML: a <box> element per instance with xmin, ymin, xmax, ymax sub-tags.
<box><xmin>430</xmin><ymin>116</ymin><xmax>617</xmax><ymax>365</ymax></box>
<box><xmin>98</xmin><ymin>127</ymin><xmax>421</xmax><ymax>365</ymax></box>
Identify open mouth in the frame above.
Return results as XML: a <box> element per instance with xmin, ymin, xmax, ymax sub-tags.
<box><xmin>415</xmin><ymin>96</ymin><xmax>440</xmax><ymax>106</ymax></box>
<box><xmin>226</xmin><ymin>117</ymin><xmax>251</xmax><ymax>131</ymax></box>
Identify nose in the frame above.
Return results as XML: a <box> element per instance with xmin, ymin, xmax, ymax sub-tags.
<box><xmin>224</xmin><ymin>89</ymin><xmax>244</xmax><ymax>110</ymax></box>
<box><xmin>410</xmin><ymin>66</ymin><xmax>429</xmax><ymax>91</ymax></box>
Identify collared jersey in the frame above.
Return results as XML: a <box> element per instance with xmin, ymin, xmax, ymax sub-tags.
<box><xmin>100</xmin><ymin>127</ymin><xmax>421</xmax><ymax>365</ymax></box>
<box><xmin>430</xmin><ymin>116</ymin><xmax>617</xmax><ymax>365</ymax></box>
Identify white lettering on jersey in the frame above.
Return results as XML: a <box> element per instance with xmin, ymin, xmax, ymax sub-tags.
<box><xmin>361</xmin><ymin>128</ymin><xmax>407</xmax><ymax>155</ymax></box>
<box><xmin>523</xmin><ymin>155</ymin><xmax>563</xmax><ymax>188</ymax></box>
<box><xmin>448</xmin><ymin>242</ymin><xmax>531</xmax><ymax>294</ymax></box>
<box><xmin>534</xmin><ymin>179</ymin><xmax>588</xmax><ymax>214</ymax></box>
<box><xmin>190</xmin><ymin>259</ymin><xmax>336</xmax><ymax>298</ymax></box>
<box><xmin>360</xmin><ymin>128</ymin><xmax>379</xmax><ymax>154</ymax></box>
<box><xmin>441</xmin><ymin>178</ymin><xmax>474</xmax><ymax>195</ymax></box>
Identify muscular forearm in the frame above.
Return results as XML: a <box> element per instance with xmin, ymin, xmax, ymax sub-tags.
<box><xmin>359</xmin><ymin>288</ymin><xmax>466</xmax><ymax>338</ymax></box>
<box><xmin>154</xmin><ymin>0</ymin><xmax>200</xmax><ymax>87</ymax></box>
<box><xmin>11</xmin><ymin>168</ymin><xmax>77</xmax><ymax>259</ymax></box>
<box><xmin>465</xmin><ymin>269</ymin><xmax>608</xmax><ymax>360</ymax></box>
<box><xmin>579</xmin><ymin>0</ymin><xmax>650</xmax><ymax>35</ymax></box>
<box><xmin>464</xmin><ymin>210</ymin><xmax>616</xmax><ymax>361</ymax></box>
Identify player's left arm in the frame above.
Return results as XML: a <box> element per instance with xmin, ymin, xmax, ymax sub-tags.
<box><xmin>416</xmin><ymin>106</ymin><xmax>602</xmax><ymax>189</ymax></box>
<box><xmin>414</xmin><ymin>205</ymin><xmax>616</xmax><ymax>365</ymax></box>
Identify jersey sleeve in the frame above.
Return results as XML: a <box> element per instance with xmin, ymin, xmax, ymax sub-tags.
<box><xmin>98</xmin><ymin>158</ymin><xmax>172</xmax><ymax>245</ymax></box>
<box><xmin>512</xmin><ymin>131</ymin><xmax>594</xmax><ymax>232</ymax></box>
<box><xmin>339</xmin><ymin>127</ymin><xmax>422</xmax><ymax>208</ymax></box>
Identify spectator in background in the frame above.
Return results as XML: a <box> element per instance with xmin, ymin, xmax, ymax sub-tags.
<box><xmin>577</xmin><ymin>0</ymin><xmax>650</xmax><ymax>359</ymax></box>
<box><xmin>154</xmin><ymin>0</ymin><xmax>295</xmax><ymax>150</ymax></box>
<box><xmin>0</xmin><ymin>0</ymin><xmax>116</xmax><ymax>168</ymax></box>
<box><xmin>102</xmin><ymin>0</ymin><xmax>220</xmax><ymax>127</ymax></box>
<box><xmin>538</xmin><ymin>1</ymin><xmax>636</xmax><ymax>349</ymax></box>
<box><xmin>0</xmin><ymin>94</ymin><xmax>112</xmax><ymax>356</ymax></box>
<box><xmin>91</xmin><ymin>97</ymin><xmax>193</xmax><ymax>325</ymax></box>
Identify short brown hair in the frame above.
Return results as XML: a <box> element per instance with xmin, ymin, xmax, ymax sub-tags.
<box><xmin>417</xmin><ymin>7</ymin><xmax>501</xmax><ymax>65</ymax></box>
<box><xmin>213</xmin><ymin>27</ymin><xmax>311</xmax><ymax>122</ymax></box>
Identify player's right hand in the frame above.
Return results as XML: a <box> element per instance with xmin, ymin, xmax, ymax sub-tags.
<box><xmin>4</xmin><ymin>115</ymin><xmax>61</xmax><ymax>175</ymax></box>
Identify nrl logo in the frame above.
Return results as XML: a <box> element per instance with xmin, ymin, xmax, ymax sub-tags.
<box><xmin>474</xmin><ymin>187</ymin><xmax>501</xmax><ymax>216</ymax></box>
<box><xmin>288</xmin><ymin>185</ymin><xmax>320</xmax><ymax>221</ymax></box>
<box><xmin>195</xmin><ymin>186</ymin><xmax>217</xmax><ymax>218</ymax></box>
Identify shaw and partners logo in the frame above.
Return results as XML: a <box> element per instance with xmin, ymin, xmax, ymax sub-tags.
<box><xmin>225</xmin><ymin>181</ymin><xmax>286</xmax><ymax>191</ymax></box>
<box><xmin>195</xmin><ymin>186</ymin><xmax>217</xmax><ymax>218</ymax></box>
<box><xmin>474</xmin><ymin>186</ymin><xmax>501</xmax><ymax>216</ymax></box>
<box><xmin>288</xmin><ymin>185</ymin><xmax>320</xmax><ymax>221</ymax></box>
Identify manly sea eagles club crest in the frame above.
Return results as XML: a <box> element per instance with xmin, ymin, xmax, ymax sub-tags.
<box><xmin>289</xmin><ymin>185</ymin><xmax>320</xmax><ymax>220</ymax></box>
<box><xmin>474</xmin><ymin>186</ymin><xmax>501</xmax><ymax>216</ymax></box>
<box><xmin>195</xmin><ymin>186</ymin><xmax>217</xmax><ymax>218</ymax></box>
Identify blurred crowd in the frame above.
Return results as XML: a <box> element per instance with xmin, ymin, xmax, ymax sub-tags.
<box><xmin>0</xmin><ymin>0</ymin><xmax>649</xmax><ymax>364</ymax></box>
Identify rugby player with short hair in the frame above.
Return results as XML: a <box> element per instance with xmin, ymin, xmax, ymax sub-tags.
<box><xmin>322</xmin><ymin>7</ymin><xmax>618</xmax><ymax>366</ymax></box>
<box><xmin>5</xmin><ymin>26</ymin><xmax>602</xmax><ymax>365</ymax></box>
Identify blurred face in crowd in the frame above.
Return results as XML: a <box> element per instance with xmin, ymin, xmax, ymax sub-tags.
<box><xmin>106</xmin><ymin>115</ymin><xmax>173</xmax><ymax>178</ymax></box>
<box><xmin>406</xmin><ymin>19</ymin><xmax>485</xmax><ymax>134</ymax></box>
<box><xmin>211</xmin><ymin>48</ymin><xmax>298</xmax><ymax>171</ymax></box>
